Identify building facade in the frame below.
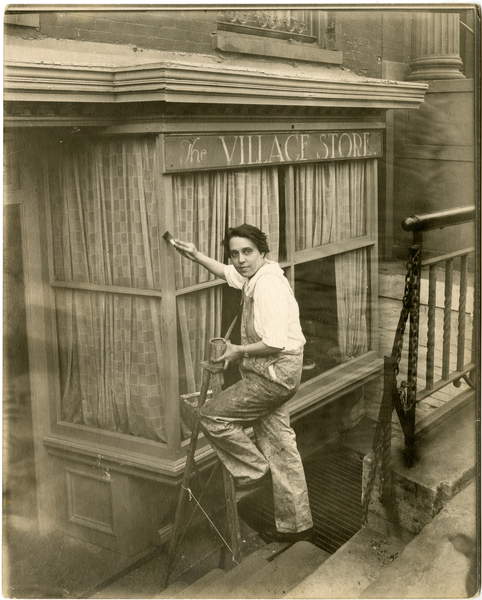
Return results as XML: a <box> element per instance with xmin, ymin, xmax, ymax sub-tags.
<box><xmin>3</xmin><ymin>6</ymin><xmax>475</xmax><ymax>561</ymax></box>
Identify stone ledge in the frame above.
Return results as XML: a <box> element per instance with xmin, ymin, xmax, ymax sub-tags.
<box><xmin>215</xmin><ymin>30</ymin><xmax>343</xmax><ymax>65</ymax></box>
<box><xmin>361</xmin><ymin>482</ymin><xmax>477</xmax><ymax>598</ymax></box>
<box><xmin>362</xmin><ymin>395</ymin><xmax>476</xmax><ymax>536</ymax></box>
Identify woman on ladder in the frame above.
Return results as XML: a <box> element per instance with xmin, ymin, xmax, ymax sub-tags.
<box><xmin>173</xmin><ymin>223</ymin><xmax>313</xmax><ymax>542</ymax></box>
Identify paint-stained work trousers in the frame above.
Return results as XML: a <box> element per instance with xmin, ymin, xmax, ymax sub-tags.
<box><xmin>199</xmin><ymin>291</ymin><xmax>313</xmax><ymax>534</ymax></box>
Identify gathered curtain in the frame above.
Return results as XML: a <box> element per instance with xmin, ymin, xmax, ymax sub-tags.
<box><xmin>49</xmin><ymin>137</ymin><xmax>166</xmax><ymax>441</ymax></box>
<box><xmin>294</xmin><ymin>160</ymin><xmax>375</xmax><ymax>359</ymax></box>
<box><xmin>173</xmin><ymin>167</ymin><xmax>279</xmax><ymax>393</ymax></box>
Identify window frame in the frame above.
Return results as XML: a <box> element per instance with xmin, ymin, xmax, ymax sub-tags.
<box><xmin>41</xmin><ymin>136</ymin><xmax>181</xmax><ymax>463</ymax></box>
<box><xmin>40</xmin><ymin>124</ymin><xmax>381</xmax><ymax>469</ymax></box>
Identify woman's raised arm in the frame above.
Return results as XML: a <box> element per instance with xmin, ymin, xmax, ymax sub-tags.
<box><xmin>173</xmin><ymin>239</ymin><xmax>226</xmax><ymax>280</ymax></box>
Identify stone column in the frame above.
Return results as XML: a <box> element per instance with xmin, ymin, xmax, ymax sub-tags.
<box><xmin>407</xmin><ymin>12</ymin><xmax>464</xmax><ymax>80</ymax></box>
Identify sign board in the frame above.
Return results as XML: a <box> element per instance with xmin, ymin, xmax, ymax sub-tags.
<box><xmin>165</xmin><ymin>130</ymin><xmax>383</xmax><ymax>172</ymax></box>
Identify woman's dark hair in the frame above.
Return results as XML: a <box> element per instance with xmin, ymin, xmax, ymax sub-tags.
<box><xmin>223</xmin><ymin>224</ymin><xmax>270</xmax><ymax>256</ymax></box>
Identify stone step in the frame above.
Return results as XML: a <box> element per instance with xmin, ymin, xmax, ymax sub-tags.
<box><xmin>361</xmin><ymin>482</ymin><xmax>476</xmax><ymax>598</ymax></box>
<box><xmin>177</xmin><ymin>542</ymin><xmax>289</xmax><ymax>599</ymax></box>
<box><xmin>288</xmin><ymin>527</ymin><xmax>407</xmax><ymax>598</ymax></box>
<box><xmin>175</xmin><ymin>568</ymin><xmax>224</xmax><ymax>599</ymax></box>
<box><xmin>238</xmin><ymin>541</ymin><xmax>330</xmax><ymax>599</ymax></box>
<box><xmin>154</xmin><ymin>580</ymin><xmax>190</xmax><ymax>598</ymax></box>
<box><xmin>364</xmin><ymin>393</ymin><xmax>476</xmax><ymax>536</ymax></box>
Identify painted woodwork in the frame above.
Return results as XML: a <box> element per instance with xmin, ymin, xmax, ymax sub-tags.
<box><xmin>9</xmin><ymin>104</ymin><xmax>413</xmax><ymax>556</ymax></box>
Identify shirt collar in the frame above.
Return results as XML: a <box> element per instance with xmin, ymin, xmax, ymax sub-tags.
<box><xmin>243</xmin><ymin>261</ymin><xmax>281</xmax><ymax>297</ymax></box>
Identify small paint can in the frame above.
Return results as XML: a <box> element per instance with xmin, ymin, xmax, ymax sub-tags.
<box><xmin>209</xmin><ymin>337</ymin><xmax>227</xmax><ymax>362</ymax></box>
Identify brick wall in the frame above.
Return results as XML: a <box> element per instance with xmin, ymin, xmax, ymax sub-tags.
<box><xmin>335</xmin><ymin>11</ymin><xmax>409</xmax><ymax>78</ymax></box>
<box><xmin>39</xmin><ymin>10</ymin><xmax>217</xmax><ymax>54</ymax></box>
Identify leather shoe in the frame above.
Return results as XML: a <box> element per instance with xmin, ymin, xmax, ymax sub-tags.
<box><xmin>259</xmin><ymin>527</ymin><xmax>314</xmax><ymax>544</ymax></box>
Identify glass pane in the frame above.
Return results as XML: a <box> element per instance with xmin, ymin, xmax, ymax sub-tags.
<box><xmin>48</xmin><ymin>136</ymin><xmax>160</xmax><ymax>289</ymax></box>
<box><xmin>296</xmin><ymin>248</ymin><xmax>370</xmax><ymax>383</ymax></box>
<box><xmin>293</xmin><ymin>159</ymin><xmax>374</xmax><ymax>251</ymax></box>
<box><xmin>176</xmin><ymin>287</ymin><xmax>223</xmax><ymax>396</ymax></box>
<box><xmin>172</xmin><ymin>167</ymin><xmax>281</xmax><ymax>289</ymax></box>
<box><xmin>55</xmin><ymin>288</ymin><xmax>166</xmax><ymax>442</ymax></box>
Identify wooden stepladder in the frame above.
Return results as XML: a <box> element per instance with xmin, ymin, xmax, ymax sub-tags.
<box><xmin>163</xmin><ymin>337</ymin><xmax>242</xmax><ymax>588</ymax></box>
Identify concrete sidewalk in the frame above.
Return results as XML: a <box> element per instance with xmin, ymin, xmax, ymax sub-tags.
<box><xmin>362</xmin><ymin>481</ymin><xmax>477</xmax><ymax>598</ymax></box>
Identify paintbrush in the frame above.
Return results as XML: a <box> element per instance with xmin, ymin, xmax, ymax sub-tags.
<box><xmin>163</xmin><ymin>231</ymin><xmax>177</xmax><ymax>247</ymax></box>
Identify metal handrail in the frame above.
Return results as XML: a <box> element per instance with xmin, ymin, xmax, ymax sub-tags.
<box><xmin>402</xmin><ymin>206</ymin><xmax>475</xmax><ymax>232</ymax></box>
<box><xmin>363</xmin><ymin>205</ymin><xmax>476</xmax><ymax>524</ymax></box>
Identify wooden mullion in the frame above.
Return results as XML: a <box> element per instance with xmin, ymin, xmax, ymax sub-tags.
<box><xmin>285</xmin><ymin>165</ymin><xmax>296</xmax><ymax>289</ymax></box>
<box><xmin>294</xmin><ymin>236</ymin><xmax>375</xmax><ymax>265</ymax></box>
<box><xmin>367</xmin><ymin>159</ymin><xmax>379</xmax><ymax>352</ymax></box>
<box><xmin>175</xmin><ymin>277</ymin><xmax>225</xmax><ymax>297</ymax></box>
<box><xmin>41</xmin><ymin>154</ymin><xmax>64</xmax><ymax>426</ymax></box>
<box><xmin>156</xmin><ymin>134</ymin><xmax>181</xmax><ymax>452</ymax></box>
<box><xmin>51</xmin><ymin>280</ymin><xmax>163</xmax><ymax>299</ymax></box>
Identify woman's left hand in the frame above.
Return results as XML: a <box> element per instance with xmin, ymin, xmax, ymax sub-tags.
<box><xmin>215</xmin><ymin>341</ymin><xmax>244</xmax><ymax>370</ymax></box>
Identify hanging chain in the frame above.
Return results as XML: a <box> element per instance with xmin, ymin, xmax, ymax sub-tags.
<box><xmin>362</xmin><ymin>245</ymin><xmax>422</xmax><ymax>523</ymax></box>
<box><xmin>391</xmin><ymin>245</ymin><xmax>422</xmax><ymax>412</ymax></box>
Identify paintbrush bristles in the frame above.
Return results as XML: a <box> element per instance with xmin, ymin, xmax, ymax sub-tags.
<box><xmin>163</xmin><ymin>231</ymin><xmax>176</xmax><ymax>246</ymax></box>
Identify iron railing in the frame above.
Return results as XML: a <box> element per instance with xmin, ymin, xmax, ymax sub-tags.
<box><xmin>362</xmin><ymin>206</ymin><xmax>476</xmax><ymax>522</ymax></box>
<box><xmin>217</xmin><ymin>9</ymin><xmax>336</xmax><ymax>50</ymax></box>
<box><xmin>397</xmin><ymin>207</ymin><xmax>476</xmax><ymax>462</ymax></box>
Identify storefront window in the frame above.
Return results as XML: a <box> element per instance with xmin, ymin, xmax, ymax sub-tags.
<box><xmin>172</xmin><ymin>168</ymin><xmax>280</xmax><ymax>394</ymax></box>
<box><xmin>293</xmin><ymin>160</ymin><xmax>369</xmax><ymax>250</ymax></box>
<box><xmin>48</xmin><ymin>136</ymin><xmax>167</xmax><ymax>442</ymax></box>
<box><xmin>296</xmin><ymin>249</ymin><xmax>369</xmax><ymax>383</ymax></box>
<box><xmin>46</xmin><ymin>133</ymin><xmax>377</xmax><ymax>445</ymax></box>
<box><xmin>173</xmin><ymin>159</ymin><xmax>375</xmax><ymax>395</ymax></box>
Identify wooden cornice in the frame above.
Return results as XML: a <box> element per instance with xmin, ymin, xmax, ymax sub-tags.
<box><xmin>4</xmin><ymin>59</ymin><xmax>428</xmax><ymax>109</ymax></box>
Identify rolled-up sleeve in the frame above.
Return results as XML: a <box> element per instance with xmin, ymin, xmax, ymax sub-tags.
<box><xmin>253</xmin><ymin>276</ymin><xmax>289</xmax><ymax>349</ymax></box>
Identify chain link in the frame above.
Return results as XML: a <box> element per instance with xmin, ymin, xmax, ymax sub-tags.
<box><xmin>391</xmin><ymin>245</ymin><xmax>422</xmax><ymax>412</ymax></box>
<box><xmin>362</xmin><ymin>245</ymin><xmax>422</xmax><ymax>523</ymax></box>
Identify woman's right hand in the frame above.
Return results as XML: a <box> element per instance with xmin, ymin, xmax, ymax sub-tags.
<box><xmin>173</xmin><ymin>239</ymin><xmax>199</xmax><ymax>262</ymax></box>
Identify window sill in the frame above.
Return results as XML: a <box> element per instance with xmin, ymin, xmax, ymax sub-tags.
<box><xmin>44</xmin><ymin>352</ymin><xmax>382</xmax><ymax>483</ymax></box>
<box><xmin>215</xmin><ymin>30</ymin><xmax>343</xmax><ymax>65</ymax></box>
<box><xmin>288</xmin><ymin>351</ymin><xmax>383</xmax><ymax>421</ymax></box>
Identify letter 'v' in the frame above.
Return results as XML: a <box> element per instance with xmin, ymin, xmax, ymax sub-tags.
<box><xmin>219</xmin><ymin>136</ymin><xmax>238</xmax><ymax>165</ymax></box>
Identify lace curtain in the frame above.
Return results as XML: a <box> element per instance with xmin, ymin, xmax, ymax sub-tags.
<box><xmin>294</xmin><ymin>160</ymin><xmax>375</xmax><ymax>359</ymax></box>
<box><xmin>173</xmin><ymin>167</ymin><xmax>279</xmax><ymax>393</ymax></box>
<box><xmin>49</xmin><ymin>137</ymin><xmax>166</xmax><ymax>441</ymax></box>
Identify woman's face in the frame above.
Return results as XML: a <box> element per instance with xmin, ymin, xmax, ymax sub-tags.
<box><xmin>229</xmin><ymin>236</ymin><xmax>265</xmax><ymax>278</ymax></box>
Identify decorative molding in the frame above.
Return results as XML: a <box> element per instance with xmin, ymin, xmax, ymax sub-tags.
<box><xmin>215</xmin><ymin>30</ymin><xmax>342</xmax><ymax>65</ymax></box>
<box><xmin>4</xmin><ymin>59</ymin><xmax>428</xmax><ymax>110</ymax></box>
<box><xmin>44</xmin><ymin>433</ymin><xmax>215</xmax><ymax>483</ymax></box>
<box><xmin>218</xmin><ymin>9</ymin><xmax>314</xmax><ymax>38</ymax></box>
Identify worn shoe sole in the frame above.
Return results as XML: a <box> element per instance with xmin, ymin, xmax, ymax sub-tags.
<box><xmin>259</xmin><ymin>527</ymin><xmax>314</xmax><ymax>544</ymax></box>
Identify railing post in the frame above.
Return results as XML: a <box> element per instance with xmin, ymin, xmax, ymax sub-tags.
<box><xmin>405</xmin><ymin>240</ymin><xmax>422</xmax><ymax>466</ymax></box>
<box><xmin>380</xmin><ymin>355</ymin><xmax>394</xmax><ymax>503</ymax></box>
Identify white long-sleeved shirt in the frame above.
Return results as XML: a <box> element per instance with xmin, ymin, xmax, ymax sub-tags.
<box><xmin>224</xmin><ymin>261</ymin><xmax>306</xmax><ymax>352</ymax></box>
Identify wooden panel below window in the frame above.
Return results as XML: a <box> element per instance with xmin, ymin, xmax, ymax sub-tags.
<box><xmin>57</xmin><ymin>458</ymin><xmax>163</xmax><ymax>555</ymax></box>
<box><xmin>66</xmin><ymin>468</ymin><xmax>114</xmax><ymax>536</ymax></box>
